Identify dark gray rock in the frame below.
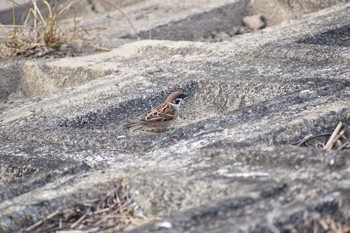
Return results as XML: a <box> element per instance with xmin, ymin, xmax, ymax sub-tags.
<box><xmin>1</xmin><ymin>0</ymin><xmax>350</xmax><ymax>232</ymax></box>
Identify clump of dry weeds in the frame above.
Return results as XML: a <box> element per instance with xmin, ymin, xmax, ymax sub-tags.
<box><xmin>25</xmin><ymin>176</ymin><xmax>148</xmax><ymax>232</ymax></box>
<box><xmin>293</xmin><ymin>122</ymin><xmax>350</xmax><ymax>151</ymax></box>
<box><xmin>0</xmin><ymin>0</ymin><xmax>82</xmax><ymax>59</ymax></box>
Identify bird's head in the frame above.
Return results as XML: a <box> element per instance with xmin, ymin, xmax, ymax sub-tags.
<box><xmin>166</xmin><ymin>91</ymin><xmax>187</xmax><ymax>111</ymax></box>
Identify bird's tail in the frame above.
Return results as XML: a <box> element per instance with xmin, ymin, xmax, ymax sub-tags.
<box><xmin>124</xmin><ymin>122</ymin><xmax>143</xmax><ymax>131</ymax></box>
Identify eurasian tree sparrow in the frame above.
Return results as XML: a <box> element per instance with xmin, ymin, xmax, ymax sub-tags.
<box><xmin>125</xmin><ymin>91</ymin><xmax>187</xmax><ymax>132</ymax></box>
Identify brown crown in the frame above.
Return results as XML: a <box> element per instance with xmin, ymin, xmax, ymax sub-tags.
<box><xmin>165</xmin><ymin>91</ymin><xmax>185</xmax><ymax>103</ymax></box>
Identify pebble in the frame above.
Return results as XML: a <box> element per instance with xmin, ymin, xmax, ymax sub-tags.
<box><xmin>243</xmin><ymin>14</ymin><xmax>267</xmax><ymax>30</ymax></box>
<box><xmin>155</xmin><ymin>221</ymin><xmax>173</xmax><ymax>229</ymax></box>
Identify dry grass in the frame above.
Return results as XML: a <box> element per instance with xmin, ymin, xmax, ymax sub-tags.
<box><xmin>25</xmin><ymin>176</ymin><xmax>148</xmax><ymax>233</ymax></box>
<box><xmin>0</xmin><ymin>0</ymin><xmax>82</xmax><ymax>59</ymax></box>
<box><xmin>292</xmin><ymin>122</ymin><xmax>350</xmax><ymax>150</ymax></box>
<box><xmin>0</xmin><ymin>0</ymin><xmax>138</xmax><ymax>59</ymax></box>
<box><xmin>281</xmin><ymin>214</ymin><xmax>350</xmax><ymax>233</ymax></box>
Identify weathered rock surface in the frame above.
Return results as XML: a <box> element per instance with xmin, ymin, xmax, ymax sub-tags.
<box><xmin>1</xmin><ymin>0</ymin><xmax>350</xmax><ymax>232</ymax></box>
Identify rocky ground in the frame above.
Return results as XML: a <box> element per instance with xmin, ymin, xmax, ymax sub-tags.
<box><xmin>1</xmin><ymin>0</ymin><xmax>350</xmax><ymax>232</ymax></box>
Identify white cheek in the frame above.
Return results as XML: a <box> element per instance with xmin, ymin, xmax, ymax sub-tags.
<box><xmin>170</xmin><ymin>103</ymin><xmax>180</xmax><ymax>111</ymax></box>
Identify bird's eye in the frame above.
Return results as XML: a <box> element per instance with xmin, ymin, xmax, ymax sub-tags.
<box><xmin>174</xmin><ymin>98</ymin><xmax>181</xmax><ymax>104</ymax></box>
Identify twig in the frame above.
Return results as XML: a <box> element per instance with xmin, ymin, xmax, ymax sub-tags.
<box><xmin>97</xmin><ymin>195</ymin><xmax>109</xmax><ymax>210</ymax></box>
<box><xmin>101</xmin><ymin>0</ymin><xmax>137</xmax><ymax>36</ymax></box>
<box><xmin>70</xmin><ymin>213</ymin><xmax>87</xmax><ymax>229</ymax></box>
<box><xmin>47</xmin><ymin>210</ymin><xmax>60</xmax><ymax>219</ymax></box>
<box><xmin>26</xmin><ymin>210</ymin><xmax>60</xmax><ymax>231</ymax></box>
<box><xmin>292</xmin><ymin>133</ymin><xmax>331</xmax><ymax>146</ymax></box>
<box><xmin>337</xmin><ymin>142</ymin><xmax>349</xmax><ymax>150</ymax></box>
<box><xmin>26</xmin><ymin>219</ymin><xmax>44</xmax><ymax>232</ymax></box>
<box><xmin>325</xmin><ymin>122</ymin><xmax>343</xmax><ymax>151</ymax></box>
<box><xmin>93</xmin><ymin>207</ymin><xmax>111</xmax><ymax>215</ymax></box>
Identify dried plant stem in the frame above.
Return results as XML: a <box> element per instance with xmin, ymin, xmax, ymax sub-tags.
<box><xmin>70</xmin><ymin>213</ymin><xmax>87</xmax><ymax>229</ymax></box>
<box><xmin>26</xmin><ymin>219</ymin><xmax>44</xmax><ymax>232</ymax></box>
<box><xmin>26</xmin><ymin>210</ymin><xmax>60</xmax><ymax>231</ymax></box>
<box><xmin>325</xmin><ymin>122</ymin><xmax>343</xmax><ymax>151</ymax></box>
<box><xmin>33</xmin><ymin>0</ymin><xmax>37</xmax><ymax>42</ymax></box>
<box><xmin>293</xmin><ymin>133</ymin><xmax>331</xmax><ymax>147</ymax></box>
<box><xmin>101</xmin><ymin>0</ymin><xmax>137</xmax><ymax>36</ymax></box>
<box><xmin>12</xmin><ymin>1</ymin><xmax>16</xmax><ymax>26</ymax></box>
<box><xmin>337</xmin><ymin>142</ymin><xmax>349</xmax><ymax>150</ymax></box>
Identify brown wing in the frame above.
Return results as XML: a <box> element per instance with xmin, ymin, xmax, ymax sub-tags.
<box><xmin>144</xmin><ymin>102</ymin><xmax>177</xmax><ymax>122</ymax></box>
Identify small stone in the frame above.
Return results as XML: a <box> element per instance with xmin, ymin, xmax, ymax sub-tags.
<box><xmin>243</xmin><ymin>14</ymin><xmax>267</xmax><ymax>30</ymax></box>
<box><xmin>298</xmin><ymin>90</ymin><xmax>317</xmax><ymax>99</ymax></box>
<box><xmin>155</xmin><ymin>221</ymin><xmax>173</xmax><ymax>229</ymax></box>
